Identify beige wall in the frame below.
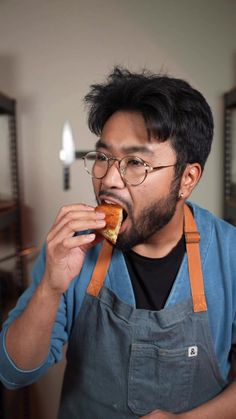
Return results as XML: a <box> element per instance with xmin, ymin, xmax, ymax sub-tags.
<box><xmin>0</xmin><ymin>0</ymin><xmax>235</xmax><ymax>417</ymax></box>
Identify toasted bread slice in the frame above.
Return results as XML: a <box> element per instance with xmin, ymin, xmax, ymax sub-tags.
<box><xmin>95</xmin><ymin>203</ymin><xmax>123</xmax><ymax>244</ymax></box>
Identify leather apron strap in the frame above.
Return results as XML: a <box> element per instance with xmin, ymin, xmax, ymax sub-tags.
<box><xmin>87</xmin><ymin>204</ymin><xmax>207</xmax><ymax>313</ymax></box>
<box><xmin>184</xmin><ymin>204</ymin><xmax>207</xmax><ymax>312</ymax></box>
<box><xmin>87</xmin><ymin>240</ymin><xmax>113</xmax><ymax>297</ymax></box>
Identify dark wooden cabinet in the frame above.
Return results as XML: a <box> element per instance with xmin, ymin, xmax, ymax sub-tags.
<box><xmin>224</xmin><ymin>87</ymin><xmax>236</xmax><ymax>226</ymax></box>
<box><xmin>0</xmin><ymin>92</ymin><xmax>24</xmax><ymax>322</ymax></box>
<box><xmin>0</xmin><ymin>93</ymin><xmax>28</xmax><ymax>419</ymax></box>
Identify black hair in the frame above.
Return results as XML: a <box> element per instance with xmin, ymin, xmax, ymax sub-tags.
<box><xmin>84</xmin><ymin>66</ymin><xmax>213</xmax><ymax>174</ymax></box>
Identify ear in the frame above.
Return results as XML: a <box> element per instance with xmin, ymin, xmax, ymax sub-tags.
<box><xmin>179</xmin><ymin>163</ymin><xmax>202</xmax><ymax>199</ymax></box>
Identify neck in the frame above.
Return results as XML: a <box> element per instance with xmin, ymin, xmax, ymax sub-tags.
<box><xmin>132</xmin><ymin>201</ymin><xmax>185</xmax><ymax>258</ymax></box>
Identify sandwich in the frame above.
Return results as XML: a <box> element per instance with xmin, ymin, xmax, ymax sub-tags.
<box><xmin>95</xmin><ymin>203</ymin><xmax>123</xmax><ymax>244</ymax></box>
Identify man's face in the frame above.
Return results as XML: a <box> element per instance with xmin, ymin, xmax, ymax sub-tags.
<box><xmin>93</xmin><ymin>111</ymin><xmax>181</xmax><ymax>251</ymax></box>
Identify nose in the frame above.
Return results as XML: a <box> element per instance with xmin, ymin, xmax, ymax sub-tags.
<box><xmin>101</xmin><ymin>159</ymin><xmax>125</xmax><ymax>189</ymax></box>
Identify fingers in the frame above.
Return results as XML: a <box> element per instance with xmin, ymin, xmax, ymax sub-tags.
<box><xmin>62</xmin><ymin>233</ymin><xmax>96</xmax><ymax>250</ymax></box>
<box><xmin>48</xmin><ymin>204</ymin><xmax>106</xmax><ymax>243</ymax></box>
<box><xmin>49</xmin><ymin>216</ymin><xmax>105</xmax><ymax>247</ymax></box>
<box><xmin>62</xmin><ymin>230</ymin><xmax>104</xmax><ymax>251</ymax></box>
<box><xmin>43</xmin><ymin>205</ymin><xmax>107</xmax><ymax>293</ymax></box>
<box><xmin>54</xmin><ymin>203</ymin><xmax>95</xmax><ymax>225</ymax></box>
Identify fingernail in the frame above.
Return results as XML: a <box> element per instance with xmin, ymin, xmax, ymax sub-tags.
<box><xmin>95</xmin><ymin>211</ymin><xmax>105</xmax><ymax>219</ymax></box>
<box><xmin>84</xmin><ymin>234</ymin><xmax>95</xmax><ymax>241</ymax></box>
<box><xmin>96</xmin><ymin>219</ymin><xmax>106</xmax><ymax>225</ymax></box>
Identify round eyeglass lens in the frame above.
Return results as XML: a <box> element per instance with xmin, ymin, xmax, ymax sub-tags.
<box><xmin>120</xmin><ymin>156</ymin><xmax>147</xmax><ymax>185</ymax></box>
<box><xmin>84</xmin><ymin>151</ymin><xmax>108</xmax><ymax>179</ymax></box>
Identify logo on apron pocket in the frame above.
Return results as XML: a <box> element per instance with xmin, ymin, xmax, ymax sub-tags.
<box><xmin>188</xmin><ymin>346</ymin><xmax>198</xmax><ymax>357</ymax></box>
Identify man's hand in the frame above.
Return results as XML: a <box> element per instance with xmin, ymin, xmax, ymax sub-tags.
<box><xmin>5</xmin><ymin>203</ymin><xmax>106</xmax><ymax>370</ymax></box>
<box><xmin>44</xmin><ymin>203</ymin><xmax>106</xmax><ymax>295</ymax></box>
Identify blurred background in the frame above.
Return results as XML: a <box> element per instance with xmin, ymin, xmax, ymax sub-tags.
<box><xmin>0</xmin><ymin>0</ymin><xmax>235</xmax><ymax>418</ymax></box>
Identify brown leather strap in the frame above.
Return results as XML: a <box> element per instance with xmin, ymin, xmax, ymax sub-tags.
<box><xmin>87</xmin><ymin>204</ymin><xmax>207</xmax><ymax>313</ymax></box>
<box><xmin>184</xmin><ymin>204</ymin><xmax>207</xmax><ymax>312</ymax></box>
<box><xmin>87</xmin><ymin>239</ymin><xmax>113</xmax><ymax>297</ymax></box>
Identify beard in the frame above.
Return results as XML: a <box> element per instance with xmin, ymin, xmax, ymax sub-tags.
<box><xmin>116</xmin><ymin>178</ymin><xmax>181</xmax><ymax>252</ymax></box>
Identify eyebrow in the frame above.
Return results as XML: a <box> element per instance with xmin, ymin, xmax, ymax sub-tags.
<box><xmin>95</xmin><ymin>139</ymin><xmax>153</xmax><ymax>155</ymax></box>
<box><xmin>95</xmin><ymin>140</ymin><xmax>108</xmax><ymax>150</ymax></box>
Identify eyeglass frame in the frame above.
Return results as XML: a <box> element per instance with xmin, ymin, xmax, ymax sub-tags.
<box><xmin>82</xmin><ymin>150</ymin><xmax>176</xmax><ymax>186</ymax></box>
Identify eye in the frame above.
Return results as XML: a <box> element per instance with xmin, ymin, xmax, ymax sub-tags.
<box><xmin>96</xmin><ymin>152</ymin><xmax>107</xmax><ymax>162</ymax></box>
<box><xmin>126</xmin><ymin>157</ymin><xmax>143</xmax><ymax>167</ymax></box>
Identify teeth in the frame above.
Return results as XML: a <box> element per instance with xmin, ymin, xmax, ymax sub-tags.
<box><xmin>104</xmin><ymin>200</ymin><xmax>116</xmax><ymax>204</ymax></box>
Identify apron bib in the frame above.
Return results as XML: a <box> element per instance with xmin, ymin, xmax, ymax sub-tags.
<box><xmin>58</xmin><ymin>205</ymin><xmax>227</xmax><ymax>418</ymax></box>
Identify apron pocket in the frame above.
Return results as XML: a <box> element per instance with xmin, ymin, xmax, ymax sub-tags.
<box><xmin>128</xmin><ymin>342</ymin><xmax>193</xmax><ymax>415</ymax></box>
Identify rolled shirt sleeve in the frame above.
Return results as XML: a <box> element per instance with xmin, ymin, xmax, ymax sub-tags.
<box><xmin>0</xmin><ymin>244</ymin><xmax>69</xmax><ymax>389</ymax></box>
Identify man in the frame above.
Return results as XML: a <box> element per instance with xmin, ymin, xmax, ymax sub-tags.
<box><xmin>0</xmin><ymin>67</ymin><xmax>236</xmax><ymax>419</ymax></box>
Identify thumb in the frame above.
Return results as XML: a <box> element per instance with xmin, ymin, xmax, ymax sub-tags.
<box><xmin>81</xmin><ymin>233</ymin><xmax>104</xmax><ymax>252</ymax></box>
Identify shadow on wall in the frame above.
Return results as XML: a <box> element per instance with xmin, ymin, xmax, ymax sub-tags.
<box><xmin>234</xmin><ymin>52</ymin><xmax>236</xmax><ymax>86</ymax></box>
<box><xmin>0</xmin><ymin>55</ymin><xmax>18</xmax><ymax>94</ymax></box>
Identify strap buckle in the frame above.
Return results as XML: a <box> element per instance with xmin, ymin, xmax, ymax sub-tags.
<box><xmin>185</xmin><ymin>231</ymin><xmax>200</xmax><ymax>243</ymax></box>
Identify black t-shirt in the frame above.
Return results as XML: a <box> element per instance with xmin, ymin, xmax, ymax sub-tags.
<box><xmin>123</xmin><ymin>235</ymin><xmax>186</xmax><ymax>311</ymax></box>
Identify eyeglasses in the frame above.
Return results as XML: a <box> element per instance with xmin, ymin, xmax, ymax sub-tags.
<box><xmin>82</xmin><ymin>151</ymin><xmax>176</xmax><ymax>186</ymax></box>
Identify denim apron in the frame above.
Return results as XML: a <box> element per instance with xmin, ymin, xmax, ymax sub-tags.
<box><xmin>58</xmin><ymin>205</ymin><xmax>227</xmax><ymax>418</ymax></box>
